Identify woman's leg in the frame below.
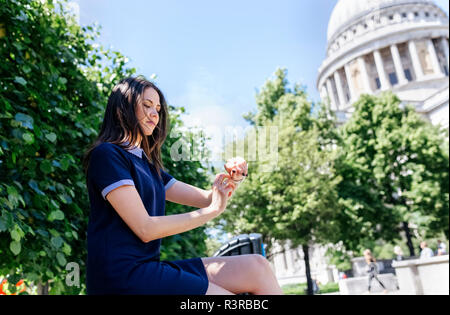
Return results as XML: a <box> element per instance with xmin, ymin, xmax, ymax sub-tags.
<box><xmin>374</xmin><ymin>276</ymin><xmax>386</xmax><ymax>289</ymax></box>
<box><xmin>368</xmin><ymin>274</ymin><xmax>373</xmax><ymax>292</ymax></box>
<box><xmin>205</xmin><ymin>281</ymin><xmax>235</xmax><ymax>295</ymax></box>
<box><xmin>201</xmin><ymin>254</ymin><xmax>284</xmax><ymax>295</ymax></box>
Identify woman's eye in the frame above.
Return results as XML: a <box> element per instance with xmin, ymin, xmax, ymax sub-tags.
<box><xmin>144</xmin><ymin>104</ymin><xmax>161</xmax><ymax>113</ymax></box>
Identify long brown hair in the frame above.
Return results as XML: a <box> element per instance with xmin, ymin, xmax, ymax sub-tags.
<box><xmin>82</xmin><ymin>76</ymin><xmax>169</xmax><ymax>178</ymax></box>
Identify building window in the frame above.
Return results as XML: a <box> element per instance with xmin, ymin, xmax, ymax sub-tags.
<box><xmin>402</xmin><ymin>12</ymin><xmax>407</xmax><ymax>18</ymax></box>
<box><xmin>389</xmin><ymin>72</ymin><xmax>398</xmax><ymax>85</ymax></box>
<box><xmin>375</xmin><ymin>78</ymin><xmax>381</xmax><ymax>89</ymax></box>
<box><xmin>389</xmin><ymin>15</ymin><xmax>394</xmax><ymax>20</ymax></box>
<box><xmin>425</xmin><ymin>12</ymin><xmax>429</xmax><ymax>17</ymax></box>
<box><xmin>414</xmin><ymin>12</ymin><xmax>419</xmax><ymax>17</ymax></box>
<box><xmin>404</xmin><ymin>69</ymin><xmax>413</xmax><ymax>81</ymax></box>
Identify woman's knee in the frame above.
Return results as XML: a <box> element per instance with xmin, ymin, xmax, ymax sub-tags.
<box><xmin>247</xmin><ymin>254</ymin><xmax>273</xmax><ymax>275</ymax></box>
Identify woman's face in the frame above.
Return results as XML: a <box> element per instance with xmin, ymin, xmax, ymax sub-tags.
<box><xmin>137</xmin><ymin>87</ymin><xmax>161</xmax><ymax>136</ymax></box>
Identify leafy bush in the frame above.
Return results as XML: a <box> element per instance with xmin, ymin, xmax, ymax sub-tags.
<box><xmin>0</xmin><ymin>0</ymin><xmax>213</xmax><ymax>294</ymax></box>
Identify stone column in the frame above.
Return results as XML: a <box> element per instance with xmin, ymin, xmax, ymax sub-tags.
<box><xmin>357</xmin><ymin>56</ymin><xmax>372</xmax><ymax>93</ymax></box>
<box><xmin>285</xmin><ymin>248</ymin><xmax>295</xmax><ymax>274</ymax></box>
<box><xmin>320</xmin><ymin>85</ymin><xmax>328</xmax><ymax>101</ymax></box>
<box><xmin>373</xmin><ymin>49</ymin><xmax>390</xmax><ymax>90</ymax></box>
<box><xmin>334</xmin><ymin>71</ymin><xmax>347</xmax><ymax>107</ymax></box>
<box><xmin>427</xmin><ymin>38</ymin><xmax>444</xmax><ymax>76</ymax></box>
<box><xmin>344</xmin><ymin>63</ymin><xmax>356</xmax><ymax>102</ymax></box>
<box><xmin>326</xmin><ymin>78</ymin><xmax>338</xmax><ymax>110</ymax></box>
<box><xmin>390</xmin><ymin>44</ymin><xmax>408</xmax><ymax>85</ymax></box>
<box><xmin>408</xmin><ymin>40</ymin><xmax>424</xmax><ymax>80</ymax></box>
<box><xmin>441</xmin><ymin>37</ymin><xmax>449</xmax><ymax>71</ymax></box>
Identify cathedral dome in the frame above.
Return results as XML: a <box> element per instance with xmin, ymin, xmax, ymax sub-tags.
<box><xmin>317</xmin><ymin>0</ymin><xmax>449</xmax><ymax>129</ymax></box>
<box><xmin>327</xmin><ymin>0</ymin><xmax>434</xmax><ymax>42</ymax></box>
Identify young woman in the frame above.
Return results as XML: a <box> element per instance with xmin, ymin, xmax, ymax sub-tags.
<box><xmin>82</xmin><ymin>76</ymin><xmax>283</xmax><ymax>295</ymax></box>
<box><xmin>363</xmin><ymin>249</ymin><xmax>387</xmax><ymax>294</ymax></box>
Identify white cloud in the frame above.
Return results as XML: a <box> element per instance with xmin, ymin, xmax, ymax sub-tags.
<box><xmin>172</xmin><ymin>67</ymin><xmax>245</xmax><ymax>163</ymax></box>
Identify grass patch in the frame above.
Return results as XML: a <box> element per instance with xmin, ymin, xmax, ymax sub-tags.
<box><xmin>281</xmin><ymin>282</ymin><xmax>340</xmax><ymax>295</ymax></box>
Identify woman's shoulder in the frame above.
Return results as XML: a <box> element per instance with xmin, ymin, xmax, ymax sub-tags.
<box><xmin>93</xmin><ymin>142</ymin><xmax>124</xmax><ymax>153</ymax></box>
<box><xmin>90</xmin><ymin>142</ymin><xmax>130</xmax><ymax>161</ymax></box>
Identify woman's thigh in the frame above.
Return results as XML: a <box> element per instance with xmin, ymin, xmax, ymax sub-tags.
<box><xmin>201</xmin><ymin>254</ymin><xmax>269</xmax><ymax>294</ymax></box>
<box><xmin>205</xmin><ymin>281</ymin><xmax>235</xmax><ymax>295</ymax></box>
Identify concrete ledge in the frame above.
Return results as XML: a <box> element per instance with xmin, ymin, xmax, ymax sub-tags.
<box><xmin>393</xmin><ymin>255</ymin><xmax>449</xmax><ymax>295</ymax></box>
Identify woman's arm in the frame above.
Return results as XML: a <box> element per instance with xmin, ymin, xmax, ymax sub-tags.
<box><xmin>106</xmin><ymin>185</ymin><xmax>217</xmax><ymax>243</ymax></box>
<box><xmin>166</xmin><ymin>181</ymin><xmax>212</xmax><ymax>208</ymax></box>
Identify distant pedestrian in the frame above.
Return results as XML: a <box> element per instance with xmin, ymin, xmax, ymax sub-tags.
<box><xmin>363</xmin><ymin>249</ymin><xmax>387</xmax><ymax>294</ymax></box>
<box><xmin>393</xmin><ymin>246</ymin><xmax>404</xmax><ymax>262</ymax></box>
<box><xmin>437</xmin><ymin>240</ymin><xmax>447</xmax><ymax>256</ymax></box>
<box><xmin>312</xmin><ymin>278</ymin><xmax>320</xmax><ymax>294</ymax></box>
<box><xmin>419</xmin><ymin>241</ymin><xmax>434</xmax><ymax>259</ymax></box>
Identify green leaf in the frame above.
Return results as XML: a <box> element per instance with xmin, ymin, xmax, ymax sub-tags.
<box><xmin>62</xmin><ymin>242</ymin><xmax>72</xmax><ymax>256</ymax></box>
<box><xmin>51</xmin><ymin>236</ymin><xmax>63</xmax><ymax>248</ymax></box>
<box><xmin>0</xmin><ymin>217</ymin><xmax>6</xmax><ymax>232</ymax></box>
<box><xmin>56</xmin><ymin>252</ymin><xmax>67</xmax><ymax>267</ymax></box>
<box><xmin>40</xmin><ymin>160</ymin><xmax>53</xmax><ymax>174</ymax></box>
<box><xmin>22</xmin><ymin>132</ymin><xmax>34</xmax><ymax>144</ymax></box>
<box><xmin>26</xmin><ymin>273</ymin><xmax>39</xmax><ymax>282</ymax></box>
<box><xmin>58</xmin><ymin>77</ymin><xmax>67</xmax><ymax>85</ymax></box>
<box><xmin>10</xmin><ymin>241</ymin><xmax>21</xmax><ymax>255</ymax></box>
<box><xmin>49</xmin><ymin>229</ymin><xmax>60</xmax><ymax>237</ymax></box>
<box><xmin>36</xmin><ymin>229</ymin><xmax>49</xmax><ymax>238</ymax></box>
<box><xmin>45</xmin><ymin>132</ymin><xmax>57</xmax><ymax>143</ymax></box>
<box><xmin>48</xmin><ymin>210</ymin><xmax>65</xmax><ymax>221</ymax></box>
<box><xmin>14</xmin><ymin>113</ymin><xmax>34</xmax><ymax>129</ymax></box>
<box><xmin>60</xmin><ymin>156</ymin><xmax>70</xmax><ymax>171</ymax></box>
<box><xmin>7</xmin><ymin>185</ymin><xmax>21</xmax><ymax>207</ymax></box>
<box><xmin>28</xmin><ymin>180</ymin><xmax>45</xmax><ymax>195</ymax></box>
<box><xmin>50</xmin><ymin>199</ymin><xmax>60</xmax><ymax>209</ymax></box>
<box><xmin>22</xmin><ymin>65</ymin><xmax>31</xmax><ymax>74</ymax></box>
<box><xmin>11</xmin><ymin>229</ymin><xmax>21</xmax><ymax>242</ymax></box>
<box><xmin>14</xmin><ymin>76</ymin><xmax>27</xmax><ymax>86</ymax></box>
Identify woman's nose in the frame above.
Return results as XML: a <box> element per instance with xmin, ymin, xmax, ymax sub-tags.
<box><xmin>146</xmin><ymin>107</ymin><xmax>158</xmax><ymax>117</ymax></box>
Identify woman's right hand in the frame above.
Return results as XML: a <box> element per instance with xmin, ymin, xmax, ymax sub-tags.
<box><xmin>208</xmin><ymin>173</ymin><xmax>235</xmax><ymax>217</ymax></box>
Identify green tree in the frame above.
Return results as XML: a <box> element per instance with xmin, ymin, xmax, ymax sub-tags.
<box><xmin>0</xmin><ymin>0</ymin><xmax>136</xmax><ymax>294</ymax></box>
<box><xmin>336</xmin><ymin>93</ymin><xmax>449</xmax><ymax>256</ymax></box>
<box><xmin>218</xmin><ymin>68</ymin><xmax>341</xmax><ymax>295</ymax></box>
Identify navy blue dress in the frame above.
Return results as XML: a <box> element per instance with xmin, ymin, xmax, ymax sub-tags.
<box><xmin>86</xmin><ymin>142</ymin><xmax>209</xmax><ymax>295</ymax></box>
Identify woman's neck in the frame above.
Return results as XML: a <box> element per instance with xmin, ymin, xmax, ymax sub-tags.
<box><xmin>123</xmin><ymin>134</ymin><xmax>141</xmax><ymax>148</ymax></box>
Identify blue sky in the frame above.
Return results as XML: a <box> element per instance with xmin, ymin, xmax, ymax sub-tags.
<box><xmin>72</xmin><ymin>0</ymin><xmax>449</xmax><ymax>156</ymax></box>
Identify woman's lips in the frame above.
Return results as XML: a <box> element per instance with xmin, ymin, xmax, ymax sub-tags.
<box><xmin>147</xmin><ymin>121</ymin><xmax>156</xmax><ymax>126</ymax></box>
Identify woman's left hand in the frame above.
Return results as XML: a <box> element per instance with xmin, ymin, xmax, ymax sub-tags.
<box><xmin>224</xmin><ymin>157</ymin><xmax>248</xmax><ymax>198</ymax></box>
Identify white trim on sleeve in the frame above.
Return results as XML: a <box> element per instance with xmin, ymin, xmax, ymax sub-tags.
<box><xmin>102</xmin><ymin>179</ymin><xmax>135</xmax><ymax>200</ymax></box>
<box><xmin>165</xmin><ymin>178</ymin><xmax>177</xmax><ymax>191</ymax></box>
